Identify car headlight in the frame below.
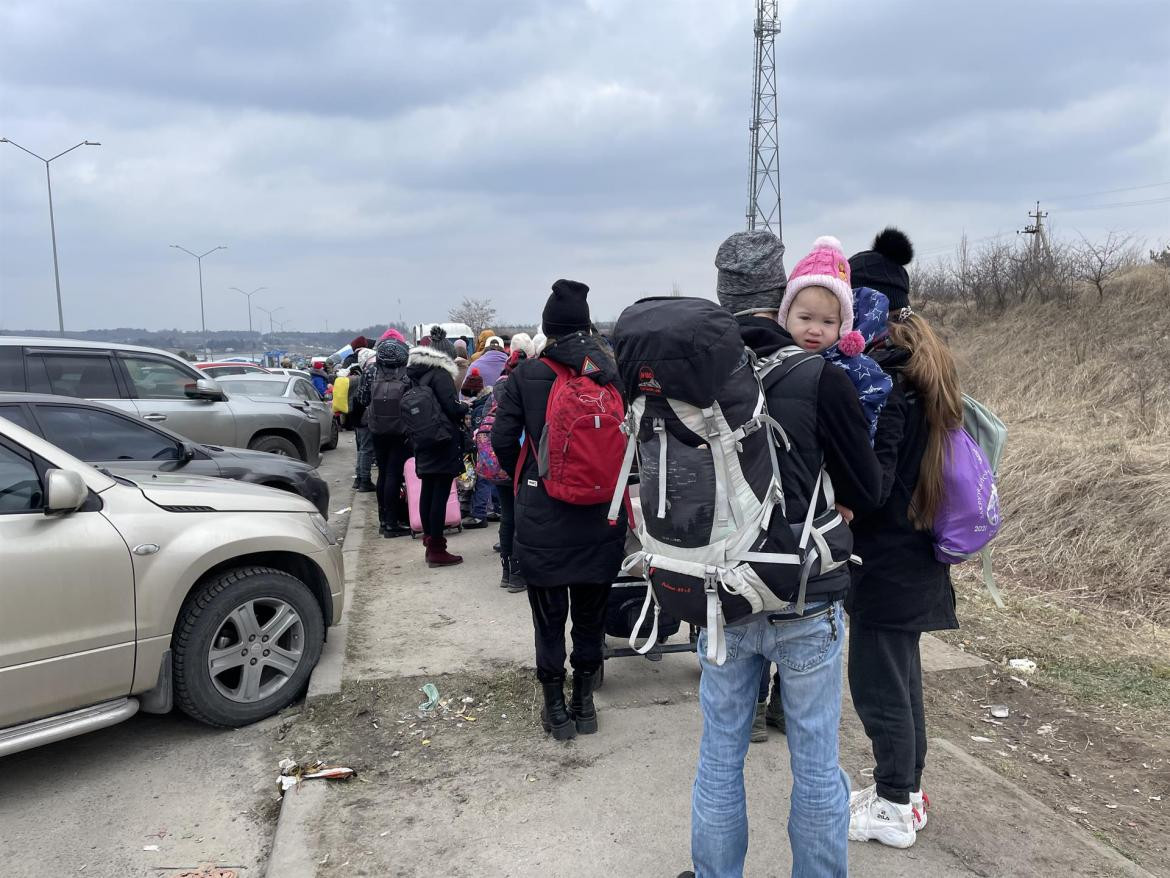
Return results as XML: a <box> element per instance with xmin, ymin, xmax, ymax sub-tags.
<box><xmin>309</xmin><ymin>512</ymin><xmax>338</xmax><ymax>545</ymax></box>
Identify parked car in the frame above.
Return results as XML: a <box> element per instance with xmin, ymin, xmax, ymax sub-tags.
<box><xmin>195</xmin><ymin>362</ymin><xmax>271</xmax><ymax>379</ymax></box>
<box><xmin>0</xmin><ymin>337</ymin><xmax>321</xmax><ymax>464</ymax></box>
<box><xmin>0</xmin><ymin>416</ymin><xmax>344</xmax><ymax>756</ymax></box>
<box><xmin>267</xmin><ymin>368</ymin><xmax>313</xmax><ymax>381</ymax></box>
<box><xmin>0</xmin><ymin>393</ymin><xmax>329</xmax><ymax>516</ymax></box>
<box><xmin>215</xmin><ymin>373</ymin><xmax>338</xmax><ymax>451</ymax></box>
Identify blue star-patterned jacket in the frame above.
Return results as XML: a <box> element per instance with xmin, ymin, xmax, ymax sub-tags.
<box><xmin>822</xmin><ymin>286</ymin><xmax>894</xmax><ymax>443</ymax></box>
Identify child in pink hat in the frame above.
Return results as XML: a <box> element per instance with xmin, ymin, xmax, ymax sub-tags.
<box><xmin>777</xmin><ymin>235</ymin><xmax>892</xmax><ymax>441</ymax></box>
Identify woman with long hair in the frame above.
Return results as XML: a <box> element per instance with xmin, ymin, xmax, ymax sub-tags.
<box><xmin>845</xmin><ymin>230</ymin><xmax>962</xmax><ymax>850</ymax></box>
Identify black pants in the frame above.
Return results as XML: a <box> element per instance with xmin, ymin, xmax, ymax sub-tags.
<box><xmin>526</xmin><ymin>583</ymin><xmax>612</xmax><ymax>683</ymax></box>
<box><xmin>497</xmin><ymin>486</ymin><xmax>516</xmax><ymax>556</ymax></box>
<box><xmin>419</xmin><ymin>473</ymin><xmax>454</xmax><ymax>538</ymax></box>
<box><xmin>372</xmin><ymin>435</ymin><xmax>410</xmax><ymax>527</ymax></box>
<box><xmin>847</xmin><ymin>621</ymin><xmax>926</xmax><ymax>805</ymax></box>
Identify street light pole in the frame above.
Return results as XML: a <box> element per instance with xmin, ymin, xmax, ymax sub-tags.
<box><xmin>170</xmin><ymin>244</ymin><xmax>226</xmax><ymax>344</ymax></box>
<box><xmin>230</xmin><ymin>285</ymin><xmax>267</xmax><ymax>361</ymax></box>
<box><xmin>257</xmin><ymin>305</ymin><xmax>284</xmax><ymax>336</ymax></box>
<box><xmin>1</xmin><ymin>137</ymin><xmax>101</xmax><ymax>335</ymax></box>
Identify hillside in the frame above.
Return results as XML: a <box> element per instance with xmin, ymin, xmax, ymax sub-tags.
<box><xmin>939</xmin><ymin>265</ymin><xmax>1170</xmax><ymax>621</ymax></box>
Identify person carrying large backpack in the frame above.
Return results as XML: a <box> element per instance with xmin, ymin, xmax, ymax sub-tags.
<box><xmin>845</xmin><ymin>228</ymin><xmax>965</xmax><ymax>850</ymax></box>
<box><xmin>660</xmin><ymin>230</ymin><xmax>881</xmax><ymax>878</ymax></box>
<box><xmin>359</xmin><ymin>338</ymin><xmax>412</xmax><ymax>537</ymax></box>
<box><xmin>491</xmin><ymin>279</ymin><xmax>628</xmax><ymax>742</ymax></box>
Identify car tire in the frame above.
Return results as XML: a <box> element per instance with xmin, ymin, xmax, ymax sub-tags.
<box><xmin>249</xmin><ymin>434</ymin><xmax>302</xmax><ymax>460</ymax></box>
<box><xmin>323</xmin><ymin>419</ymin><xmax>339</xmax><ymax>451</ymax></box>
<box><xmin>172</xmin><ymin>566</ymin><xmax>325</xmax><ymax>727</ymax></box>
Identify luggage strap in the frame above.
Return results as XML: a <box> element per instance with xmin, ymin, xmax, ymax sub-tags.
<box><xmin>606</xmin><ymin>398</ymin><xmax>644</xmax><ymax>524</ymax></box>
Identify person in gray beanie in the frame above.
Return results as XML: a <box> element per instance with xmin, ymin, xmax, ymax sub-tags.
<box><xmin>715</xmin><ymin>229</ymin><xmax>788</xmax><ymax>315</ymax></box>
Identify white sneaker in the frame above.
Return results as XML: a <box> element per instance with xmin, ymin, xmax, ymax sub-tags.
<box><xmin>848</xmin><ymin>786</ymin><xmax>917</xmax><ymax>848</ymax></box>
<box><xmin>851</xmin><ymin>783</ymin><xmax>929</xmax><ymax>832</ymax></box>
<box><xmin>910</xmin><ymin>788</ymin><xmax>929</xmax><ymax>831</ymax></box>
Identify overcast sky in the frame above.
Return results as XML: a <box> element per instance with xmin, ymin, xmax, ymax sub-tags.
<box><xmin>1</xmin><ymin>0</ymin><xmax>1167</xmax><ymax>334</ymax></box>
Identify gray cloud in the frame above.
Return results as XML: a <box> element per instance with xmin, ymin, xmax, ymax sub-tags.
<box><xmin>1</xmin><ymin>0</ymin><xmax>1167</xmax><ymax>333</ymax></box>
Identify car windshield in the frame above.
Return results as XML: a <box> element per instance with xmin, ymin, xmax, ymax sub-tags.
<box><xmin>222</xmin><ymin>379</ymin><xmax>287</xmax><ymax>397</ymax></box>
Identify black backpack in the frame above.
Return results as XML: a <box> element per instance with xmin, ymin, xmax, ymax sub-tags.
<box><xmin>367</xmin><ymin>366</ymin><xmax>409</xmax><ymax>437</ymax></box>
<box><xmin>400</xmin><ymin>378</ymin><xmax>453</xmax><ymax>449</ymax></box>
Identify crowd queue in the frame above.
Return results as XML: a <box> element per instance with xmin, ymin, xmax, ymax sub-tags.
<box><xmin>347</xmin><ymin>225</ymin><xmax>959</xmax><ymax>878</ymax></box>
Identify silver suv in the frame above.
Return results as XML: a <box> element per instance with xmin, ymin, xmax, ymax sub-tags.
<box><xmin>0</xmin><ymin>337</ymin><xmax>322</xmax><ymax>464</ymax></box>
<box><xmin>0</xmin><ymin>416</ymin><xmax>344</xmax><ymax>756</ymax></box>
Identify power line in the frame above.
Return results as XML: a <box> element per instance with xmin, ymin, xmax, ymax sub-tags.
<box><xmin>1057</xmin><ymin>196</ymin><xmax>1170</xmax><ymax>213</ymax></box>
<box><xmin>1044</xmin><ymin>181</ymin><xmax>1170</xmax><ymax>203</ymax></box>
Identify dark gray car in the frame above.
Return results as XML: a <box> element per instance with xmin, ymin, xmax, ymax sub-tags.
<box><xmin>0</xmin><ymin>394</ymin><xmax>330</xmax><ymax>516</ymax></box>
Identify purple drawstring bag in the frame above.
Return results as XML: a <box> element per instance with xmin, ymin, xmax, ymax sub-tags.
<box><xmin>933</xmin><ymin>428</ymin><xmax>1001</xmax><ymax>563</ymax></box>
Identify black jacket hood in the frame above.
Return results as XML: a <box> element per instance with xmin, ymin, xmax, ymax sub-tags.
<box><xmin>541</xmin><ymin>331</ymin><xmax>620</xmax><ymax>387</ymax></box>
<box><xmin>870</xmin><ymin>342</ymin><xmax>911</xmax><ymax>374</ymax></box>
<box><xmin>736</xmin><ymin>314</ymin><xmax>798</xmax><ymax>358</ymax></box>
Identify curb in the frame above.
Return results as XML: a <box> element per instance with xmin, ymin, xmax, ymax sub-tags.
<box><xmin>932</xmin><ymin>738</ymin><xmax>1160</xmax><ymax>878</ymax></box>
<box><xmin>266</xmin><ymin>486</ymin><xmax>369</xmax><ymax>878</ymax></box>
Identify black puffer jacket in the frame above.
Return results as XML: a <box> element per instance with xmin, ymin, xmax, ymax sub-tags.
<box><xmin>491</xmin><ymin>332</ymin><xmax>628</xmax><ymax>586</ymax></box>
<box><xmin>405</xmin><ymin>347</ymin><xmax>467</xmax><ymax>476</ymax></box>
<box><xmin>846</xmin><ymin>344</ymin><xmax>958</xmax><ymax>632</ymax></box>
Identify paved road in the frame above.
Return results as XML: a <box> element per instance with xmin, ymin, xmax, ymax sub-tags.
<box><xmin>0</xmin><ymin>432</ymin><xmax>358</xmax><ymax>878</ymax></box>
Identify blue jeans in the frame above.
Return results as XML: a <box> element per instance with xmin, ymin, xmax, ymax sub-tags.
<box><xmin>691</xmin><ymin>602</ymin><xmax>849</xmax><ymax>878</ymax></box>
<box><xmin>471</xmin><ymin>478</ymin><xmax>500</xmax><ymax>520</ymax></box>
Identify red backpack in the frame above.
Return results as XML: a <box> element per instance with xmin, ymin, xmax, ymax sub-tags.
<box><xmin>517</xmin><ymin>359</ymin><xmax>626</xmax><ymax>505</ymax></box>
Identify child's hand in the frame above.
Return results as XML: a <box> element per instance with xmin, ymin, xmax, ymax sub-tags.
<box><xmin>835</xmin><ymin>503</ymin><xmax>854</xmax><ymax>524</ymax></box>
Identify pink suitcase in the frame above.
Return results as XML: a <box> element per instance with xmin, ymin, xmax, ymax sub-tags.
<box><xmin>404</xmin><ymin>457</ymin><xmax>463</xmax><ymax>538</ymax></box>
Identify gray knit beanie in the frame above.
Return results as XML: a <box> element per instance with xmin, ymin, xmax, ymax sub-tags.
<box><xmin>715</xmin><ymin>230</ymin><xmax>788</xmax><ymax>314</ymax></box>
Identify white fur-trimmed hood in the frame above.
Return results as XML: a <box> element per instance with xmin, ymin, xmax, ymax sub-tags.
<box><xmin>408</xmin><ymin>346</ymin><xmax>459</xmax><ymax>378</ymax></box>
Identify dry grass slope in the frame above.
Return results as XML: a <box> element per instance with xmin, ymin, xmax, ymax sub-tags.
<box><xmin>938</xmin><ymin>266</ymin><xmax>1170</xmax><ymax>621</ymax></box>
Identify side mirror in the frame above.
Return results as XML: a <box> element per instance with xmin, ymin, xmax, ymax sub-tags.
<box><xmin>185</xmin><ymin>377</ymin><xmax>226</xmax><ymax>402</ymax></box>
<box><xmin>45</xmin><ymin>469</ymin><xmax>88</xmax><ymax>515</ymax></box>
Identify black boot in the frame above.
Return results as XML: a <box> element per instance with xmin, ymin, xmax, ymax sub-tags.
<box><xmin>506</xmin><ymin>557</ymin><xmax>528</xmax><ymax>593</ymax></box>
<box><xmin>540</xmin><ymin>678</ymin><xmax>576</xmax><ymax>741</ymax></box>
<box><xmin>499</xmin><ymin>555</ymin><xmax>511</xmax><ymax>588</ymax></box>
<box><xmin>569</xmin><ymin>670</ymin><xmax>599</xmax><ymax>734</ymax></box>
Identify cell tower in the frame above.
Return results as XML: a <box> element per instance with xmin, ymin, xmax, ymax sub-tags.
<box><xmin>746</xmin><ymin>0</ymin><xmax>782</xmax><ymax>236</ymax></box>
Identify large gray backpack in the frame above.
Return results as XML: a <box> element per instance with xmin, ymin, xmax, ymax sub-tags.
<box><xmin>608</xmin><ymin>298</ymin><xmax>855</xmax><ymax>665</ymax></box>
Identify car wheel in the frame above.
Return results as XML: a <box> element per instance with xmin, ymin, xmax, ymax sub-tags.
<box><xmin>322</xmin><ymin>419</ymin><xmax>339</xmax><ymax>451</ymax></box>
<box><xmin>172</xmin><ymin>566</ymin><xmax>325</xmax><ymax>727</ymax></box>
<box><xmin>249</xmin><ymin>434</ymin><xmax>302</xmax><ymax>460</ymax></box>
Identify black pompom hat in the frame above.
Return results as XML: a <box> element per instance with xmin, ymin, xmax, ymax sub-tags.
<box><xmin>848</xmin><ymin>228</ymin><xmax>914</xmax><ymax>311</ymax></box>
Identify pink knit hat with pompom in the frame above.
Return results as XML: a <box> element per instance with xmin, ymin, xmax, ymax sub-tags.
<box><xmin>777</xmin><ymin>236</ymin><xmax>856</xmax><ymax>340</ymax></box>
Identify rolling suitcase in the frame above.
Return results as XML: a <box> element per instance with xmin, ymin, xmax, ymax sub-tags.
<box><xmin>404</xmin><ymin>457</ymin><xmax>463</xmax><ymax>538</ymax></box>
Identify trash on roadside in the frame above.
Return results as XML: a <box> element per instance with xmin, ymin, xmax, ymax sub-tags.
<box><xmin>461</xmin><ymin>696</ymin><xmax>475</xmax><ymax>705</ymax></box>
<box><xmin>302</xmin><ymin>766</ymin><xmax>356</xmax><ymax>781</ymax></box>
<box><xmin>1030</xmin><ymin>752</ymin><xmax>1054</xmax><ymax>764</ymax></box>
<box><xmin>418</xmin><ymin>683</ymin><xmax>441</xmax><ymax>713</ymax></box>
<box><xmin>1067</xmin><ymin>805</ymin><xmax>1088</xmax><ymax>815</ymax></box>
<box><xmin>988</xmin><ymin>705</ymin><xmax>1010</xmax><ymax>718</ymax></box>
<box><xmin>277</xmin><ymin>758</ymin><xmax>356</xmax><ymax>795</ymax></box>
<box><xmin>1008</xmin><ymin>658</ymin><xmax>1037</xmax><ymax>674</ymax></box>
<box><xmin>333</xmin><ymin>506</ymin><xmax>352</xmax><ymax>516</ymax></box>
<box><xmin>143</xmin><ymin>845</ymin><xmax>160</xmax><ymax>852</ymax></box>
<box><xmin>970</xmin><ymin>735</ymin><xmax>994</xmax><ymax>743</ymax></box>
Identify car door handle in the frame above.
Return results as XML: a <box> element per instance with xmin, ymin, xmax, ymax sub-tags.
<box><xmin>143</xmin><ymin>413</ymin><xmax>167</xmax><ymax>422</ymax></box>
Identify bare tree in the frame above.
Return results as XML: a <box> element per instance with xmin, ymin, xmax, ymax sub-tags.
<box><xmin>448</xmin><ymin>297</ymin><xmax>497</xmax><ymax>338</ymax></box>
<box><xmin>1075</xmin><ymin>231</ymin><xmax>1141</xmax><ymax>300</ymax></box>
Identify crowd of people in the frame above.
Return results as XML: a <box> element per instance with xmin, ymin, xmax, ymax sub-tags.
<box><xmin>340</xmin><ymin>224</ymin><xmax>960</xmax><ymax>878</ymax></box>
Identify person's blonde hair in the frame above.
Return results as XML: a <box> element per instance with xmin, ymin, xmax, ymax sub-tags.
<box><xmin>886</xmin><ymin>313</ymin><xmax>962</xmax><ymax>529</ymax></box>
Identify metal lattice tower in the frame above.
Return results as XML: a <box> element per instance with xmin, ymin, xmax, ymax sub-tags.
<box><xmin>746</xmin><ymin>0</ymin><xmax>781</xmax><ymax>236</ymax></box>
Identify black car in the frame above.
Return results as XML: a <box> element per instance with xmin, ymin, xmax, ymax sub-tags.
<box><xmin>0</xmin><ymin>393</ymin><xmax>330</xmax><ymax>517</ymax></box>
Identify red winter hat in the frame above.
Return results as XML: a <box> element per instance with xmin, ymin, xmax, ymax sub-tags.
<box><xmin>777</xmin><ymin>235</ymin><xmax>854</xmax><ymax>336</ymax></box>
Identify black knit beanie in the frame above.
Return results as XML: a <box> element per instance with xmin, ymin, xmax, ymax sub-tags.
<box><xmin>848</xmin><ymin>228</ymin><xmax>914</xmax><ymax>311</ymax></box>
<box><xmin>541</xmin><ymin>279</ymin><xmax>591</xmax><ymax>337</ymax></box>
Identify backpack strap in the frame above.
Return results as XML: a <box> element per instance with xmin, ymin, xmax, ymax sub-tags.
<box><xmin>606</xmin><ymin>396</ymin><xmax>645</xmax><ymax>524</ymax></box>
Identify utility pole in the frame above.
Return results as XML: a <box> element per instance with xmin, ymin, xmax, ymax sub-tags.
<box><xmin>1017</xmin><ymin>201</ymin><xmax>1050</xmax><ymax>260</ymax></box>
<box><xmin>746</xmin><ymin>0</ymin><xmax>782</xmax><ymax>236</ymax></box>
<box><xmin>1</xmin><ymin>137</ymin><xmax>101</xmax><ymax>334</ymax></box>
<box><xmin>257</xmin><ymin>305</ymin><xmax>284</xmax><ymax>337</ymax></box>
